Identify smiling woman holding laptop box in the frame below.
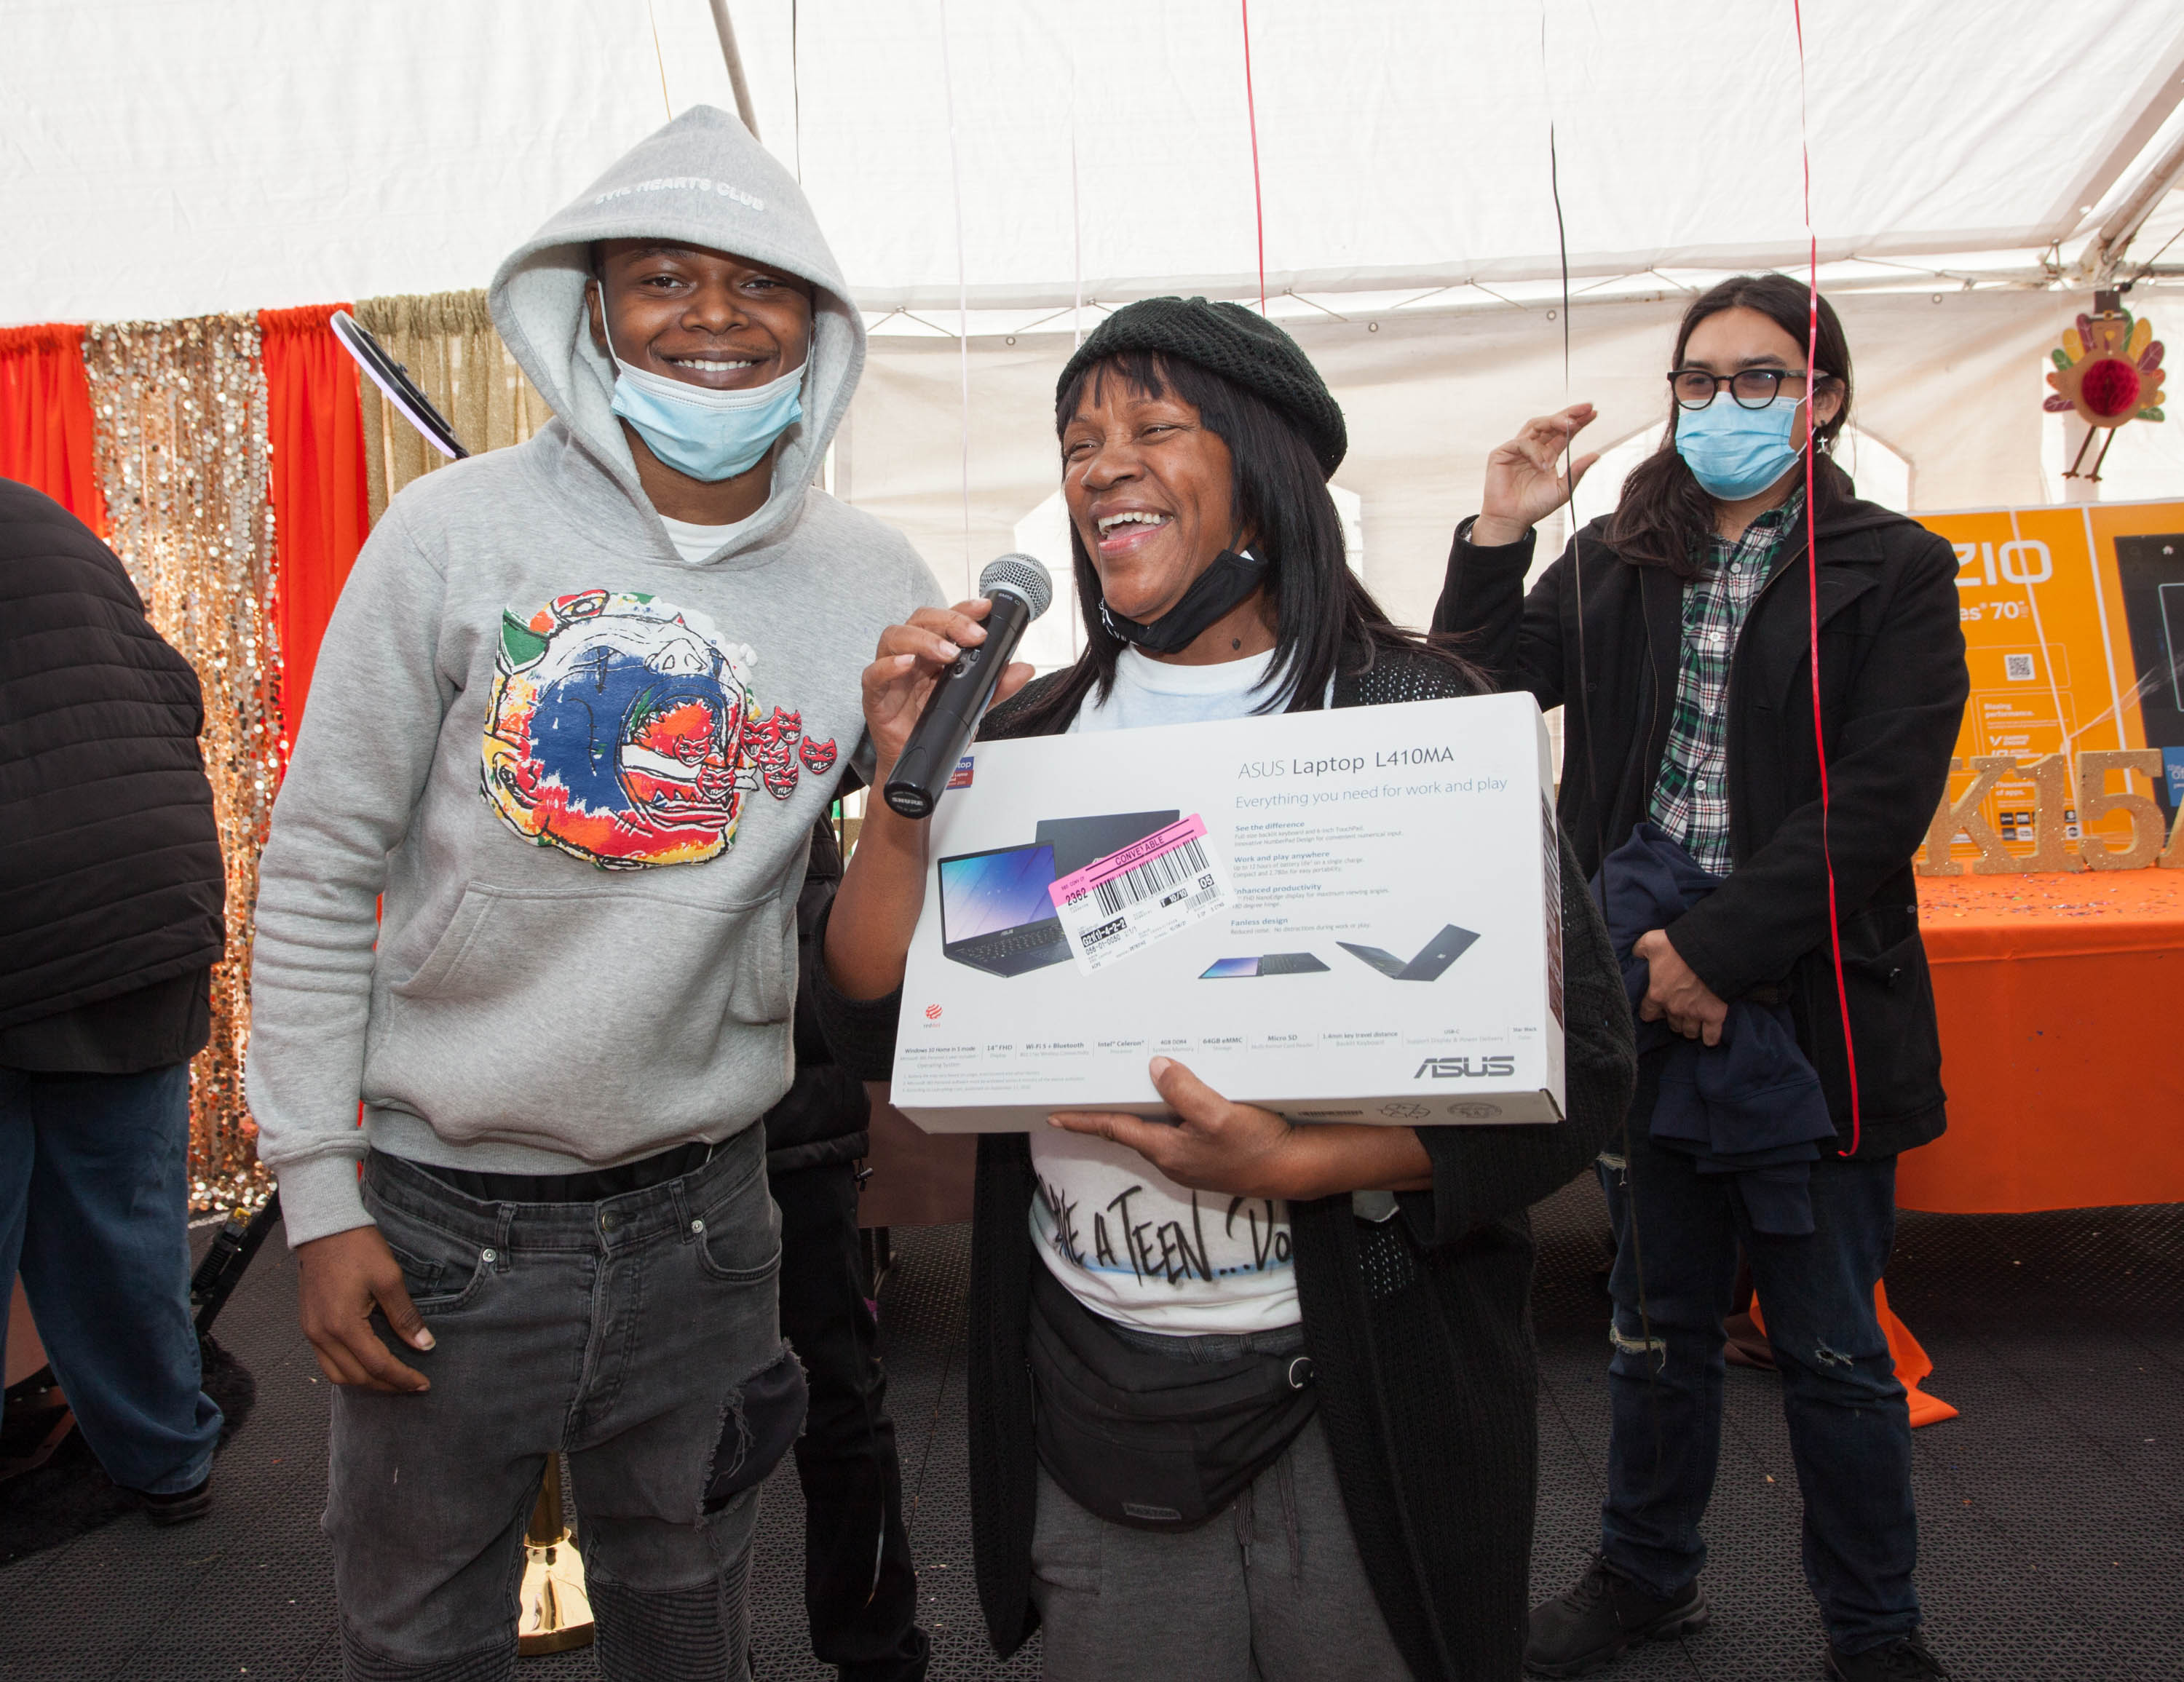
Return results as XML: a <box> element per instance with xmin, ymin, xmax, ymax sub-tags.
<box><xmin>816</xmin><ymin>298</ymin><xmax>1636</xmax><ymax>1682</ymax></box>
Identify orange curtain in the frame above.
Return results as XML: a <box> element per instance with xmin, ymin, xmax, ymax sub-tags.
<box><xmin>0</xmin><ymin>322</ymin><xmax>106</xmax><ymax>533</ymax></box>
<box><xmin>258</xmin><ymin>305</ymin><xmax>369</xmax><ymax>752</ymax></box>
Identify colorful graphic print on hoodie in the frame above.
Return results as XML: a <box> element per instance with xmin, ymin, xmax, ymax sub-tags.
<box><xmin>481</xmin><ymin>589</ymin><xmax>838</xmax><ymax>868</ymax></box>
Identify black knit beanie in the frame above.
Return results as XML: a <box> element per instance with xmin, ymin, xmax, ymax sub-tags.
<box><xmin>1056</xmin><ymin>297</ymin><xmax>1348</xmax><ymax>477</ymax></box>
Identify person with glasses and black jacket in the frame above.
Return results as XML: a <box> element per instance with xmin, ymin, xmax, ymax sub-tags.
<box><xmin>1434</xmin><ymin>275</ymin><xmax>1965</xmax><ymax>1682</ymax></box>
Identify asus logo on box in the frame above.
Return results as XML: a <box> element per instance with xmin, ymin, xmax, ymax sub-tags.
<box><xmin>1415</xmin><ymin>1055</ymin><xmax>1517</xmax><ymax>1080</ymax></box>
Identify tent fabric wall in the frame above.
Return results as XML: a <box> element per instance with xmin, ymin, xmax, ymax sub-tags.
<box><xmin>762</xmin><ymin>0</ymin><xmax>2184</xmax><ymax>309</ymax></box>
<box><xmin>259</xmin><ymin>306</ymin><xmax>371</xmax><ymax>740</ymax></box>
<box><xmin>0</xmin><ymin>323</ymin><xmax>106</xmax><ymax>533</ymax></box>
<box><xmin>6</xmin><ymin>2</ymin><xmax>2183</xmax><ymax>324</ymax></box>
<box><xmin>844</xmin><ymin>287</ymin><xmax>2080</xmax><ymax>632</ymax></box>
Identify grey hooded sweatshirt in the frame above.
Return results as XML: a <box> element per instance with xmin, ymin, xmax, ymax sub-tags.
<box><xmin>248</xmin><ymin>108</ymin><xmax>942</xmax><ymax>1245</ymax></box>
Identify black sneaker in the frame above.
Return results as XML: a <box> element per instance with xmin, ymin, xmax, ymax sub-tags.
<box><xmin>1524</xmin><ymin>1556</ymin><xmax>1709</xmax><ymax>1677</ymax></box>
<box><xmin>1824</xmin><ymin>1631</ymin><xmax>1947</xmax><ymax>1680</ymax></box>
<box><xmin>139</xmin><ymin>1477</ymin><xmax>213</xmax><ymax>1527</ymax></box>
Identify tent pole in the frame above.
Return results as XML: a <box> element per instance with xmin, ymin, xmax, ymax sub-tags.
<box><xmin>2048</xmin><ymin>37</ymin><xmax>2184</xmax><ymax>263</ymax></box>
<box><xmin>708</xmin><ymin>0</ymin><xmax>762</xmax><ymax>140</ymax></box>
<box><xmin>2084</xmin><ymin>127</ymin><xmax>2184</xmax><ymax>282</ymax></box>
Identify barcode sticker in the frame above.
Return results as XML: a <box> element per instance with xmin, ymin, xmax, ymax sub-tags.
<box><xmin>1048</xmin><ymin>814</ymin><xmax>1231</xmax><ymax>975</ymax></box>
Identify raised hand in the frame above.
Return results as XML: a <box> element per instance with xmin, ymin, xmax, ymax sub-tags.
<box><xmin>1472</xmin><ymin>402</ymin><xmax>1602</xmax><ymax>549</ymax></box>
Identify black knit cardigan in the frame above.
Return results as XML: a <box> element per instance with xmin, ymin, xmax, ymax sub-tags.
<box><xmin>818</xmin><ymin>646</ymin><xmax>1637</xmax><ymax>1681</ymax></box>
<box><xmin>761</xmin><ymin>816</ymin><xmax>874</xmax><ymax>1176</ymax></box>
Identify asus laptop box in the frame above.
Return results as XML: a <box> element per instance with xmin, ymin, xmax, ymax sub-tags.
<box><xmin>890</xmin><ymin>692</ymin><xmax>1564</xmax><ymax>1132</ymax></box>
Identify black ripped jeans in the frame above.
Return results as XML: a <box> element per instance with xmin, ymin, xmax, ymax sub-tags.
<box><xmin>327</xmin><ymin>1127</ymin><xmax>793</xmax><ymax>1682</ymax></box>
<box><xmin>1597</xmin><ymin>1124</ymin><xmax>1920</xmax><ymax>1657</ymax></box>
<box><xmin>772</xmin><ymin>1159</ymin><xmax>928</xmax><ymax>1681</ymax></box>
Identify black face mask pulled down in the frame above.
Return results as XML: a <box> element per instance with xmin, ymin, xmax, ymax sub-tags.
<box><xmin>1097</xmin><ymin>547</ymin><xmax>1268</xmax><ymax>656</ymax></box>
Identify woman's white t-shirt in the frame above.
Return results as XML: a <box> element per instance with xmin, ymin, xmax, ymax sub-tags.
<box><xmin>1028</xmin><ymin>645</ymin><xmax>1302</xmax><ymax>1335</ymax></box>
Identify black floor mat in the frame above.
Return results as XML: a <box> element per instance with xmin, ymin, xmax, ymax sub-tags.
<box><xmin>1</xmin><ymin>1183</ymin><xmax>2177</xmax><ymax>1680</ymax></box>
<box><xmin>1527</xmin><ymin>1175</ymin><xmax>2184</xmax><ymax>1681</ymax></box>
<box><xmin>0</xmin><ymin>1335</ymin><xmax>256</xmax><ymax>1567</ymax></box>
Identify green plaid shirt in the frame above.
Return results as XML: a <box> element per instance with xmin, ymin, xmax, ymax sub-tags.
<box><xmin>1647</xmin><ymin>493</ymin><xmax>1803</xmax><ymax>874</ymax></box>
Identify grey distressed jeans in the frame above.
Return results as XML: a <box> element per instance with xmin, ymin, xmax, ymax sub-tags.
<box><xmin>325</xmin><ymin>1125</ymin><xmax>787</xmax><ymax>1681</ymax></box>
<box><xmin>1029</xmin><ymin>1413</ymin><xmax>1414</xmax><ymax>1682</ymax></box>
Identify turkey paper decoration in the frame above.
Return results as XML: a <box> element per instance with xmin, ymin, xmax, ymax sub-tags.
<box><xmin>2046</xmin><ymin>293</ymin><xmax>2165</xmax><ymax>481</ymax></box>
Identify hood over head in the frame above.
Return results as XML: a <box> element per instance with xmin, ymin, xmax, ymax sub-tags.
<box><xmin>489</xmin><ymin>106</ymin><xmax>861</xmax><ymax>555</ymax></box>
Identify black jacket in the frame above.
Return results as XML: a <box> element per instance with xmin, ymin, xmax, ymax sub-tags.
<box><xmin>817</xmin><ymin>646</ymin><xmax>1637</xmax><ymax>1682</ymax></box>
<box><xmin>0</xmin><ymin>478</ymin><xmax>224</xmax><ymax>1037</ymax></box>
<box><xmin>762</xmin><ymin>814</ymin><xmax>872</xmax><ymax>1175</ymax></box>
<box><xmin>1430</xmin><ymin>468</ymin><xmax>1968</xmax><ymax>1158</ymax></box>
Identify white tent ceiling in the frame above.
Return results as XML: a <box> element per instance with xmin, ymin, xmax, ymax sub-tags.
<box><xmin>5</xmin><ymin>1</ymin><xmax>2184</xmax><ymax>328</ymax></box>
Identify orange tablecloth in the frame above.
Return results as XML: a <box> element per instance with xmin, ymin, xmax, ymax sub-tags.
<box><xmin>1899</xmin><ymin>870</ymin><xmax>2184</xmax><ymax>1213</ymax></box>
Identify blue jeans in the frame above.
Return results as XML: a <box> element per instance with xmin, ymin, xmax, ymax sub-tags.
<box><xmin>1597</xmin><ymin>1125</ymin><xmax>1920</xmax><ymax>1656</ymax></box>
<box><xmin>0</xmin><ymin>1063</ymin><xmax>223</xmax><ymax>1494</ymax></box>
<box><xmin>326</xmin><ymin>1125</ymin><xmax>789</xmax><ymax>1682</ymax></box>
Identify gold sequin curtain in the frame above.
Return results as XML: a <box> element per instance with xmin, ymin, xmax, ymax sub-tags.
<box><xmin>355</xmin><ymin>290</ymin><xmax>550</xmax><ymax>523</ymax></box>
<box><xmin>84</xmin><ymin>316</ymin><xmax>282</xmax><ymax>1210</ymax></box>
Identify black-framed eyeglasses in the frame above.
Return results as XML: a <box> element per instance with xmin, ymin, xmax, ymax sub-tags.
<box><xmin>1667</xmin><ymin>367</ymin><xmax>1812</xmax><ymax>410</ymax></box>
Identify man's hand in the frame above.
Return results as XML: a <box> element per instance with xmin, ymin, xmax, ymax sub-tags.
<box><xmin>1048</xmin><ymin>1057</ymin><xmax>1307</xmax><ymax>1201</ymax></box>
<box><xmin>296</xmin><ymin>1226</ymin><xmax>434</xmax><ymax>1393</ymax></box>
<box><xmin>1635</xmin><ymin>929</ymin><xmax>1730</xmax><ymax>1047</ymax></box>
<box><xmin>1471</xmin><ymin>402</ymin><xmax>1601</xmax><ymax>549</ymax></box>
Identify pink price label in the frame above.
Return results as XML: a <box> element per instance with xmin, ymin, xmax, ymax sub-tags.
<box><xmin>1048</xmin><ymin>814</ymin><xmax>1208</xmax><ymax>910</ymax></box>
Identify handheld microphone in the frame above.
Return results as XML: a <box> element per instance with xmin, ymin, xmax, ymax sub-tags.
<box><xmin>329</xmin><ymin>311</ymin><xmax>469</xmax><ymax>460</ymax></box>
<box><xmin>883</xmin><ymin>555</ymin><xmax>1053</xmax><ymax>818</ymax></box>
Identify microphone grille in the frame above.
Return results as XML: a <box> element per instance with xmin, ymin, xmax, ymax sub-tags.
<box><xmin>978</xmin><ymin>554</ymin><xmax>1053</xmax><ymax>621</ymax></box>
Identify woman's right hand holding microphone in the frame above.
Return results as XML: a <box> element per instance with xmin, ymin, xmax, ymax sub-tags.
<box><xmin>858</xmin><ymin>598</ymin><xmax>1033</xmax><ymax>789</ymax></box>
<box><xmin>1471</xmin><ymin>401</ymin><xmax>1602</xmax><ymax>549</ymax></box>
<box><xmin>826</xmin><ymin>596</ymin><xmax>1033</xmax><ymax>1004</ymax></box>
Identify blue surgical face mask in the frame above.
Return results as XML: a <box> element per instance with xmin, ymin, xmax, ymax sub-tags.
<box><xmin>1674</xmin><ymin>392</ymin><xmax>1805</xmax><ymax>501</ymax></box>
<box><xmin>602</xmin><ymin>314</ymin><xmax>805</xmax><ymax>483</ymax></box>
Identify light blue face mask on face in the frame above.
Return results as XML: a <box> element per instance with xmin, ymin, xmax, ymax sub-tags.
<box><xmin>602</xmin><ymin>314</ymin><xmax>806</xmax><ymax>483</ymax></box>
<box><xmin>1673</xmin><ymin>393</ymin><xmax>1805</xmax><ymax>501</ymax></box>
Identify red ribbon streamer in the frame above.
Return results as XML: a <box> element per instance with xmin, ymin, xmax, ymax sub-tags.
<box><xmin>1241</xmin><ymin>0</ymin><xmax>1266</xmax><ymax>312</ymax></box>
<box><xmin>1792</xmin><ymin>0</ymin><xmax>1862</xmax><ymax>1154</ymax></box>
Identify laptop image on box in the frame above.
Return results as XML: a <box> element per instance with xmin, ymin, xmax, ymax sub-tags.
<box><xmin>1200</xmin><ymin>953</ymin><xmax>1330</xmax><ymax>978</ymax></box>
<box><xmin>1035</xmin><ymin>809</ymin><xmax>1182</xmax><ymax>878</ymax></box>
<box><xmin>1338</xmin><ymin>924</ymin><xmax>1480</xmax><ymax>982</ymax></box>
<box><xmin>936</xmin><ymin>844</ymin><xmax>1073</xmax><ymax>977</ymax></box>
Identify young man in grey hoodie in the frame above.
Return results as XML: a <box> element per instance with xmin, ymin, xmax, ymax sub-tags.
<box><xmin>247</xmin><ymin>108</ymin><xmax>945</xmax><ymax>1680</ymax></box>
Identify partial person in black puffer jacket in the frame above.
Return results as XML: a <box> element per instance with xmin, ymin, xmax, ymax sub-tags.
<box><xmin>0</xmin><ymin>477</ymin><xmax>225</xmax><ymax>1040</ymax></box>
<box><xmin>815</xmin><ymin>302</ymin><xmax>1637</xmax><ymax>1682</ymax></box>
<box><xmin>0</xmin><ymin>475</ymin><xmax>228</xmax><ymax>1523</ymax></box>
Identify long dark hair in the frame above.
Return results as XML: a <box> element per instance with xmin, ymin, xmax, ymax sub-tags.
<box><xmin>1010</xmin><ymin>352</ymin><xmax>1477</xmax><ymax>733</ymax></box>
<box><xmin>1605</xmin><ymin>274</ymin><xmax>1854</xmax><ymax>576</ymax></box>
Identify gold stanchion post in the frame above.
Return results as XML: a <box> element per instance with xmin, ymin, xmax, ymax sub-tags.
<box><xmin>517</xmin><ymin>1456</ymin><xmax>594</xmax><ymax>1656</ymax></box>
